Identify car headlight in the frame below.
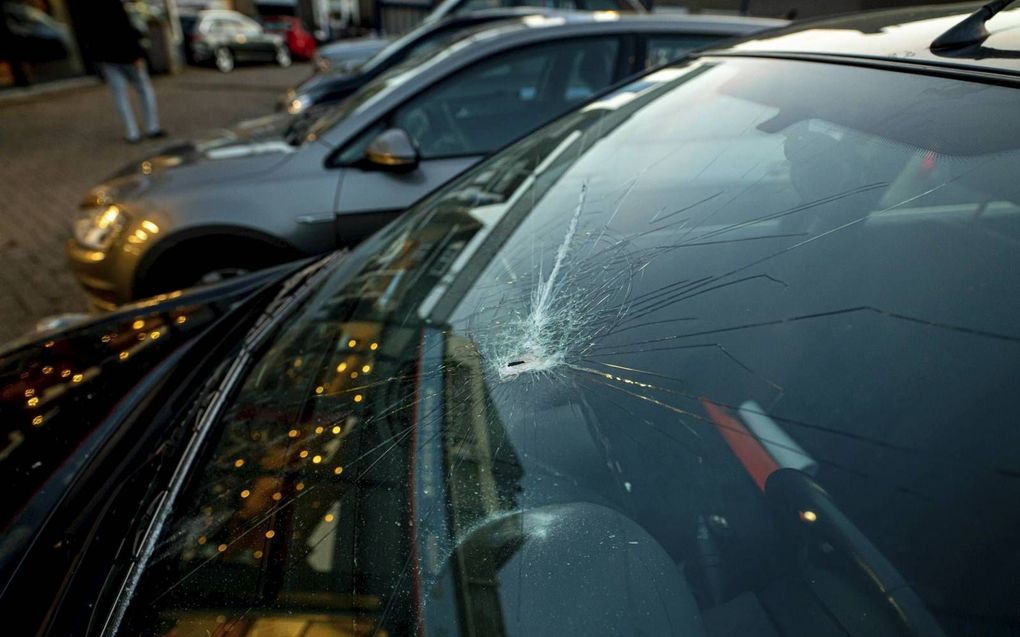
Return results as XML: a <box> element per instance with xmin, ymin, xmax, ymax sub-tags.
<box><xmin>74</xmin><ymin>204</ymin><xmax>127</xmax><ymax>251</ymax></box>
<box><xmin>287</xmin><ymin>94</ymin><xmax>310</xmax><ymax>115</ymax></box>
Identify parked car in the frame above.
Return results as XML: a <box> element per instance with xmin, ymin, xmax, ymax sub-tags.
<box><xmin>286</xmin><ymin>7</ymin><xmax>576</xmax><ymax>114</ymax></box>
<box><xmin>263</xmin><ymin>15</ymin><xmax>317</xmax><ymax>60</ymax></box>
<box><xmin>312</xmin><ymin>0</ymin><xmax>647</xmax><ymax>75</ymax></box>
<box><xmin>66</xmin><ymin>13</ymin><xmax>782</xmax><ymax>310</ymax></box>
<box><xmin>13</xmin><ymin>4</ymin><xmax>1020</xmax><ymax>634</ymax></box>
<box><xmin>180</xmin><ymin>9</ymin><xmax>291</xmax><ymax>72</ymax></box>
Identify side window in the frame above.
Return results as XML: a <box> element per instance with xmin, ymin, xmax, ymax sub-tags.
<box><xmin>389</xmin><ymin>38</ymin><xmax>620</xmax><ymax>159</ymax></box>
<box><xmin>209</xmin><ymin>19</ymin><xmax>237</xmax><ymax>34</ymax></box>
<box><xmin>238</xmin><ymin>17</ymin><xmax>262</xmax><ymax>35</ymax></box>
<box><xmin>643</xmin><ymin>35</ymin><xmax>717</xmax><ymax>69</ymax></box>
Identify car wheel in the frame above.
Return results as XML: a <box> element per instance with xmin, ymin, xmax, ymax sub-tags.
<box><xmin>214</xmin><ymin>47</ymin><xmax>234</xmax><ymax>73</ymax></box>
<box><xmin>276</xmin><ymin>47</ymin><xmax>292</xmax><ymax>68</ymax></box>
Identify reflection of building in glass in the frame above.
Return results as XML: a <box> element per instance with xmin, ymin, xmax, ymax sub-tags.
<box><xmin>442</xmin><ymin>335</ymin><xmax>523</xmax><ymax>637</ymax></box>
<box><xmin>118</xmin><ymin>313</ymin><xmax>417</xmax><ymax>636</ymax></box>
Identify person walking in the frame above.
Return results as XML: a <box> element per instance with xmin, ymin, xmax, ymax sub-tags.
<box><xmin>77</xmin><ymin>0</ymin><xmax>165</xmax><ymax>143</ymax></box>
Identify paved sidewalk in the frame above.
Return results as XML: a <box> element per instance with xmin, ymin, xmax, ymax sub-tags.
<box><xmin>0</xmin><ymin>63</ymin><xmax>311</xmax><ymax>345</ymax></box>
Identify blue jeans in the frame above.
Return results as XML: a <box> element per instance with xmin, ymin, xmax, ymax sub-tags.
<box><xmin>99</xmin><ymin>61</ymin><xmax>160</xmax><ymax>140</ymax></box>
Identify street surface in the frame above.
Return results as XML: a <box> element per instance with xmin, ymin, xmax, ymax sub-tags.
<box><xmin>0</xmin><ymin>63</ymin><xmax>309</xmax><ymax>345</ymax></box>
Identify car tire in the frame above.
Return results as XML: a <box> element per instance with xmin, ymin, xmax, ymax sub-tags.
<box><xmin>276</xmin><ymin>47</ymin><xmax>292</xmax><ymax>68</ymax></box>
<box><xmin>214</xmin><ymin>47</ymin><xmax>234</xmax><ymax>73</ymax></box>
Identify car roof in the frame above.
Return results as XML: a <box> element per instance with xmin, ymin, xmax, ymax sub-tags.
<box><xmin>719</xmin><ymin>2</ymin><xmax>1020</xmax><ymax>78</ymax></box>
<box><xmin>428</xmin><ymin>12</ymin><xmax>788</xmax><ymax>45</ymax></box>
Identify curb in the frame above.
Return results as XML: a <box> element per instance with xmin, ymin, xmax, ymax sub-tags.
<box><xmin>0</xmin><ymin>76</ymin><xmax>102</xmax><ymax>106</ymax></box>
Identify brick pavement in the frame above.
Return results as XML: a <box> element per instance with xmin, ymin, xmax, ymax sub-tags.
<box><xmin>0</xmin><ymin>63</ymin><xmax>311</xmax><ymax>345</ymax></box>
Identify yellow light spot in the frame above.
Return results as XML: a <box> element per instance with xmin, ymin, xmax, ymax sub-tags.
<box><xmin>333</xmin><ymin>466</ymin><xmax>343</xmax><ymax>475</ymax></box>
<box><xmin>141</xmin><ymin>161</ymin><xmax>152</xmax><ymax>175</ymax></box>
<box><xmin>272</xmin><ymin>491</ymin><xmax>282</xmax><ymax>501</ymax></box>
<box><xmin>101</xmin><ymin>334</ymin><xmax>112</xmax><ymax>343</ymax></box>
<box><xmin>324</xmin><ymin>514</ymin><xmax>335</xmax><ymax>523</ymax></box>
<box><xmin>32</xmin><ymin>415</ymin><xmax>43</xmax><ymax>426</ymax></box>
<box><xmin>315</xmin><ymin>386</ymin><xmax>324</xmax><ymax>394</ymax></box>
<box><xmin>295</xmin><ymin>482</ymin><xmax>305</xmax><ymax>491</ymax></box>
<box><xmin>353</xmin><ymin>394</ymin><xmax>363</xmax><ymax>403</ymax></box>
<box><xmin>361</xmin><ymin>364</ymin><xmax>371</xmax><ymax>373</ymax></box>
<box><xmin>217</xmin><ymin>543</ymin><xmax>228</xmax><ymax>553</ymax></box>
<box><xmin>337</xmin><ymin>362</ymin><xmax>347</xmax><ymax>372</ymax></box>
<box><xmin>293</xmin><ymin>357</ymin><xmax>303</xmax><ymax>368</ymax></box>
<box><xmin>137</xmin><ymin>333</ymin><xmax>146</xmax><ymax>341</ymax></box>
<box><xmin>72</xmin><ymin>373</ymin><xmax>84</xmax><ymax>383</ymax></box>
<box><xmin>133</xmin><ymin>229</ymin><xmax>148</xmax><ymax>241</ymax></box>
<box><xmin>26</xmin><ymin>397</ymin><xmax>39</xmax><ymax>408</ymax></box>
<box><xmin>42</xmin><ymin>366</ymin><xmax>53</xmax><ymax>374</ymax></box>
<box><xmin>315</xmin><ymin>426</ymin><xmax>324</xmax><ymax>434</ymax></box>
<box><xmin>44</xmin><ymin>340</ymin><xmax>55</xmax><ymax>348</ymax></box>
<box><xmin>369</xmin><ymin>342</ymin><xmax>378</xmax><ymax>351</ymax></box>
<box><xmin>800</xmin><ymin>510</ymin><xmax>818</xmax><ymax>523</ymax></box>
<box><xmin>350</xmin><ymin>371</ymin><xmax>359</xmax><ymax>379</ymax></box>
<box><xmin>331</xmin><ymin>425</ymin><xmax>341</xmax><ymax>435</ymax></box>
<box><xmin>149</xmin><ymin>330</ymin><xmax>161</xmax><ymax>340</ymax></box>
<box><xmin>253</xmin><ymin>550</ymin><xmax>263</xmax><ymax>559</ymax></box>
<box><xmin>119</xmin><ymin>351</ymin><xmax>129</xmax><ymax>361</ymax></box>
<box><xmin>24</xmin><ymin>388</ymin><xmax>34</xmax><ymax>397</ymax></box>
<box><xmin>347</xmin><ymin>339</ymin><xmax>357</xmax><ymax>348</ymax></box>
<box><xmin>240</xmin><ymin>489</ymin><xmax>251</xmax><ymax>498</ymax></box>
<box><xmin>197</xmin><ymin>536</ymin><xmax>207</xmax><ymax>545</ymax></box>
<box><xmin>288</xmin><ymin>429</ymin><xmax>299</xmax><ymax>438</ymax></box>
<box><xmin>265</xmin><ymin>530</ymin><xmax>276</xmax><ymax>539</ymax></box>
<box><xmin>312</xmin><ymin>455</ymin><xmax>322</xmax><ymax>464</ymax></box>
<box><xmin>132</xmin><ymin>319</ymin><xmax>144</xmax><ymax>330</ymax></box>
<box><xmin>141</xmin><ymin>220</ymin><xmax>160</xmax><ymax>234</ymax></box>
<box><xmin>299</xmin><ymin>450</ymin><xmax>309</xmax><ymax>458</ymax></box>
<box><xmin>60</xmin><ymin>369</ymin><xmax>71</xmax><ymax>378</ymax></box>
<box><xmin>175</xmin><ymin>315</ymin><xmax>187</xmax><ymax>325</ymax></box>
<box><xmin>233</xmin><ymin>459</ymin><xmax>245</xmax><ymax>468</ymax></box>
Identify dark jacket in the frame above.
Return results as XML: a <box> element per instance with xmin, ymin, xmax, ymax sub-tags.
<box><xmin>76</xmin><ymin>0</ymin><xmax>145</xmax><ymax>64</ymax></box>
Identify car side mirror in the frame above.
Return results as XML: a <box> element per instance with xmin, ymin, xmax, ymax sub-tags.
<box><xmin>364</xmin><ymin>128</ymin><xmax>420</xmax><ymax>172</ymax></box>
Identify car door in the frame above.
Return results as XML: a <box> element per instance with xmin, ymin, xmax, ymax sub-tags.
<box><xmin>329</xmin><ymin>36</ymin><xmax>625</xmax><ymax>245</ymax></box>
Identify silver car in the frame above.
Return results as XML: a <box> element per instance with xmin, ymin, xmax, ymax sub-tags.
<box><xmin>67</xmin><ymin>13</ymin><xmax>784</xmax><ymax>309</ymax></box>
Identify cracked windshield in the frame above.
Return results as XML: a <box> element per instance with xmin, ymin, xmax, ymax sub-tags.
<box><xmin>116</xmin><ymin>58</ymin><xmax>1020</xmax><ymax>637</ymax></box>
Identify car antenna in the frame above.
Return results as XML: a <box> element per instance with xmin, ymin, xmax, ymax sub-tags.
<box><xmin>931</xmin><ymin>0</ymin><xmax>1017</xmax><ymax>51</ymax></box>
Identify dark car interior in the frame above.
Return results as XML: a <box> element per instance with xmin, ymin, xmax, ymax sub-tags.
<box><xmin>394</xmin><ymin>37</ymin><xmax>621</xmax><ymax>157</ymax></box>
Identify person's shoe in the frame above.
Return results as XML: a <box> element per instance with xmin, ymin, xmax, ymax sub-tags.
<box><xmin>147</xmin><ymin>129</ymin><xmax>167</xmax><ymax>139</ymax></box>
